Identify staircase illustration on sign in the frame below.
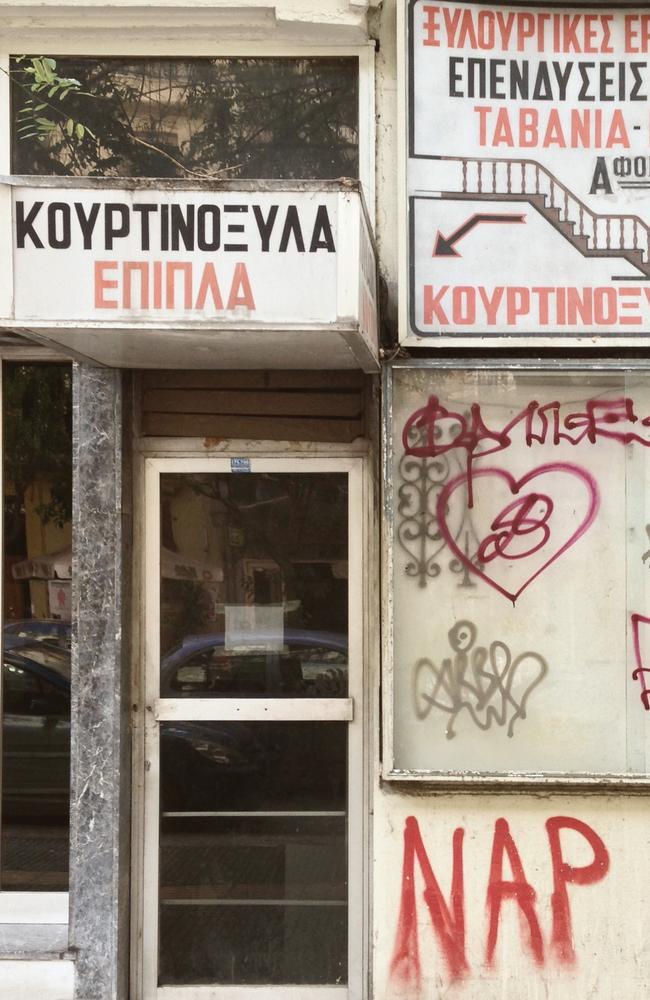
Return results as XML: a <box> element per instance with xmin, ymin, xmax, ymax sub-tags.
<box><xmin>436</xmin><ymin>155</ymin><xmax>650</xmax><ymax>278</ymax></box>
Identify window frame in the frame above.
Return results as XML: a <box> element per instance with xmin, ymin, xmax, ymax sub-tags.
<box><xmin>0</xmin><ymin>42</ymin><xmax>375</xmax><ymax>227</ymax></box>
<box><xmin>138</xmin><ymin>455</ymin><xmax>366</xmax><ymax>1000</ymax></box>
<box><xmin>382</xmin><ymin>356</ymin><xmax>650</xmax><ymax>789</ymax></box>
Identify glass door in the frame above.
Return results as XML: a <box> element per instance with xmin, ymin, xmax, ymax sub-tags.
<box><xmin>140</xmin><ymin>457</ymin><xmax>364</xmax><ymax>1000</ymax></box>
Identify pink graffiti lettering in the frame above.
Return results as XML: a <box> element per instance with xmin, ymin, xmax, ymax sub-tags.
<box><xmin>403</xmin><ymin>395</ymin><xmax>643</xmax><ymax>509</ymax></box>
<box><xmin>403</xmin><ymin>395</ymin><xmax>649</xmax><ymax>461</ymax></box>
<box><xmin>389</xmin><ymin>815</ymin><xmax>610</xmax><ymax>987</ymax></box>
<box><xmin>437</xmin><ymin>464</ymin><xmax>599</xmax><ymax>603</ymax></box>
<box><xmin>477</xmin><ymin>493</ymin><xmax>554</xmax><ymax>564</ymax></box>
<box><xmin>631</xmin><ymin>612</ymin><xmax>650</xmax><ymax>710</ymax></box>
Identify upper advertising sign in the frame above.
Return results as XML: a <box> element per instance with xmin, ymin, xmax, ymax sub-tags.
<box><xmin>1</xmin><ymin>181</ymin><xmax>378</xmax><ymax>371</ymax></box>
<box><xmin>405</xmin><ymin>2</ymin><xmax>650</xmax><ymax>343</ymax></box>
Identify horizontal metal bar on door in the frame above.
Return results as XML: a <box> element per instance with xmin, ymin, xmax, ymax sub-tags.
<box><xmin>161</xmin><ymin>899</ymin><xmax>347</xmax><ymax>907</ymax></box>
<box><xmin>154</xmin><ymin>698</ymin><xmax>354</xmax><ymax>722</ymax></box>
<box><xmin>162</xmin><ymin>811</ymin><xmax>347</xmax><ymax>818</ymax></box>
<box><xmin>158</xmin><ymin>986</ymin><xmax>347</xmax><ymax>999</ymax></box>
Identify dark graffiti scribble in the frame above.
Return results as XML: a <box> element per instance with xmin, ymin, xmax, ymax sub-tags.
<box><xmin>413</xmin><ymin>620</ymin><xmax>548</xmax><ymax>739</ymax></box>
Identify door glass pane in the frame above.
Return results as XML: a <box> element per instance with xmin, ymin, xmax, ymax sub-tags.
<box><xmin>159</xmin><ymin>473</ymin><xmax>349</xmax><ymax>698</ymax></box>
<box><xmin>158</xmin><ymin>722</ymin><xmax>348</xmax><ymax>985</ymax></box>
<box><xmin>157</xmin><ymin>471</ymin><xmax>350</xmax><ymax>986</ymax></box>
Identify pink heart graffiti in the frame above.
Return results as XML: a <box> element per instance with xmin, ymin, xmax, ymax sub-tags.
<box><xmin>436</xmin><ymin>463</ymin><xmax>600</xmax><ymax>604</ymax></box>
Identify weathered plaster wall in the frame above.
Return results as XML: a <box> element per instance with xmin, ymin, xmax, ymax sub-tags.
<box><xmin>374</xmin><ymin>792</ymin><xmax>650</xmax><ymax>999</ymax></box>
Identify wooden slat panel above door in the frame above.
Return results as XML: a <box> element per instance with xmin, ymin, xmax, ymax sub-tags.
<box><xmin>143</xmin><ymin>389</ymin><xmax>363</xmax><ymax>418</ymax></box>
<box><xmin>139</xmin><ymin>369</ymin><xmax>367</xmax><ymax>442</ymax></box>
<box><xmin>140</xmin><ymin>370</ymin><xmax>364</xmax><ymax>390</ymax></box>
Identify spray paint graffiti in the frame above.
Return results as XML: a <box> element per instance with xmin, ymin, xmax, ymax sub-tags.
<box><xmin>403</xmin><ymin>394</ymin><xmax>650</xmax><ymax>469</ymax></box>
<box><xmin>436</xmin><ymin>463</ymin><xmax>600</xmax><ymax>603</ymax></box>
<box><xmin>398</xmin><ymin>394</ymin><xmax>637</xmax><ymax>589</ymax></box>
<box><xmin>642</xmin><ymin>525</ymin><xmax>650</xmax><ymax>566</ymax></box>
<box><xmin>389</xmin><ymin>815</ymin><xmax>610</xmax><ymax>990</ymax></box>
<box><xmin>631</xmin><ymin>612</ymin><xmax>650</xmax><ymax>710</ymax></box>
<box><xmin>413</xmin><ymin>620</ymin><xmax>548</xmax><ymax>738</ymax></box>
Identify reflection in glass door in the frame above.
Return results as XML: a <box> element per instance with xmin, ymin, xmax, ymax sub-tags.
<box><xmin>141</xmin><ymin>459</ymin><xmax>363</xmax><ymax>999</ymax></box>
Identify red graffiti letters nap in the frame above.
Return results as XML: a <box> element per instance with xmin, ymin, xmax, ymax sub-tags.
<box><xmin>485</xmin><ymin>818</ymin><xmax>544</xmax><ymax>966</ymax></box>
<box><xmin>546</xmin><ymin>816</ymin><xmax>610</xmax><ymax>963</ymax></box>
<box><xmin>389</xmin><ymin>815</ymin><xmax>610</xmax><ymax>986</ymax></box>
<box><xmin>389</xmin><ymin>816</ymin><xmax>467</xmax><ymax>987</ymax></box>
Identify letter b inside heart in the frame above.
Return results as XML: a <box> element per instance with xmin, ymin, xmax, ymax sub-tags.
<box><xmin>436</xmin><ymin>463</ymin><xmax>599</xmax><ymax>603</ymax></box>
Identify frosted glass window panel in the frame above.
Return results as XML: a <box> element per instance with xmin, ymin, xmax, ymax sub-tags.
<box><xmin>388</xmin><ymin>367</ymin><xmax>650</xmax><ymax>777</ymax></box>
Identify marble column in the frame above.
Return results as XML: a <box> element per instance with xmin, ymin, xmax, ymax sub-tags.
<box><xmin>69</xmin><ymin>365</ymin><xmax>131</xmax><ymax>1000</ymax></box>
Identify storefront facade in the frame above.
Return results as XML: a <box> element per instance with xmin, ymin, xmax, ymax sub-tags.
<box><xmin>1</xmin><ymin>2</ymin><xmax>650</xmax><ymax>999</ymax></box>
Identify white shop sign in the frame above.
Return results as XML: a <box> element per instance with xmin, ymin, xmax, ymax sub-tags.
<box><xmin>404</xmin><ymin>1</ymin><xmax>650</xmax><ymax>343</ymax></box>
<box><xmin>1</xmin><ymin>182</ymin><xmax>378</xmax><ymax>371</ymax></box>
<box><xmin>14</xmin><ymin>189</ymin><xmax>337</xmax><ymax>322</ymax></box>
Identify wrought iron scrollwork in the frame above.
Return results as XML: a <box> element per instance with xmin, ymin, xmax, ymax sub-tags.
<box><xmin>396</xmin><ymin>412</ymin><xmax>483</xmax><ymax>588</ymax></box>
<box><xmin>397</xmin><ymin>452</ymin><xmax>450</xmax><ymax>587</ymax></box>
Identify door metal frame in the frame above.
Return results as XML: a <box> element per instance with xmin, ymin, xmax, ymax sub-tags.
<box><xmin>136</xmin><ymin>455</ymin><xmax>366</xmax><ymax>1000</ymax></box>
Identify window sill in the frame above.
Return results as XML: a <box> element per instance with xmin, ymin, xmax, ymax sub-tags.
<box><xmin>0</xmin><ymin>923</ymin><xmax>72</xmax><ymax>960</ymax></box>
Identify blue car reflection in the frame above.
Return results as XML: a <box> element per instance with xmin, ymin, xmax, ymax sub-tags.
<box><xmin>2</xmin><ymin>630</ymin><xmax>349</xmax><ymax>815</ymax></box>
<box><xmin>161</xmin><ymin>630</ymin><xmax>348</xmax><ymax>698</ymax></box>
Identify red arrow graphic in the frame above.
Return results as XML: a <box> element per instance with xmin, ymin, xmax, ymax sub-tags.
<box><xmin>433</xmin><ymin>213</ymin><xmax>526</xmax><ymax>257</ymax></box>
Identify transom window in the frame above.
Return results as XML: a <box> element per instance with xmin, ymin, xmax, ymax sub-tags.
<box><xmin>11</xmin><ymin>57</ymin><xmax>359</xmax><ymax>180</ymax></box>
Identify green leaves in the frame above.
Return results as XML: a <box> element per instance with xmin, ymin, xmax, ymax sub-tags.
<box><xmin>10</xmin><ymin>56</ymin><xmax>93</xmax><ymax>144</ymax></box>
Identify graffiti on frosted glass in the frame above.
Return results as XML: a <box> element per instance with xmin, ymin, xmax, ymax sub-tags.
<box><xmin>413</xmin><ymin>620</ymin><xmax>548</xmax><ymax>738</ymax></box>
<box><xmin>631</xmin><ymin>613</ymin><xmax>650</xmax><ymax>710</ymax></box>
<box><xmin>437</xmin><ymin>463</ymin><xmax>599</xmax><ymax>604</ymax></box>
<box><xmin>389</xmin><ymin>815</ymin><xmax>610</xmax><ymax>990</ymax></box>
<box><xmin>397</xmin><ymin>394</ymin><xmax>649</xmax><ymax>599</ymax></box>
<box><xmin>403</xmin><ymin>395</ymin><xmax>650</xmax><ymax>474</ymax></box>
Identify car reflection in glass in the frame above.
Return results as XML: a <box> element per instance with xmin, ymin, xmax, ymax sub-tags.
<box><xmin>160</xmin><ymin>631</ymin><xmax>348</xmax><ymax>811</ymax></box>
<box><xmin>3</xmin><ymin>619</ymin><xmax>72</xmax><ymax>651</ymax></box>
<box><xmin>2</xmin><ymin>642</ymin><xmax>71</xmax><ymax>818</ymax></box>
<box><xmin>160</xmin><ymin>630</ymin><xmax>348</xmax><ymax>699</ymax></box>
<box><xmin>2</xmin><ymin>631</ymin><xmax>348</xmax><ymax>815</ymax></box>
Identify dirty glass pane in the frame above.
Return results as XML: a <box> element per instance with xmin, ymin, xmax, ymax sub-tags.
<box><xmin>1</xmin><ymin>363</ymin><xmax>72</xmax><ymax>890</ymax></box>
<box><xmin>11</xmin><ymin>57</ymin><xmax>359</xmax><ymax>180</ymax></box>
<box><xmin>390</xmin><ymin>367</ymin><xmax>650</xmax><ymax>776</ymax></box>
<box><xmin>158</xmin><ymin>722</ymin><xmax>347</xmax><ymax>985</ymax></box>
<box><xmin>159</xmin><ymin>473</ymin><xmax>348</xmax><ymax>697</ymax></box>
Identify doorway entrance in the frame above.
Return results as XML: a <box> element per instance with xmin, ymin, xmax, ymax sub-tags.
<box><xmin>139</xmin><ymin>457</ymin><xmax>364</xmax><ymax>999</ymax></box>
